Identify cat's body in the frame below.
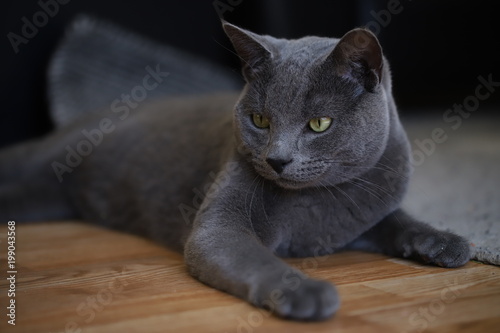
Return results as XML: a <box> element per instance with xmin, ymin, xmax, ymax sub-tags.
<box><xmin>0</xmin><ymin>22</ymin><xmax>470</xmax><ymax>320</ymax></box>
<box><xmin>1</xmin><ymin>93</ymin><xmax>239</xmax><ymax>249</ymax></box>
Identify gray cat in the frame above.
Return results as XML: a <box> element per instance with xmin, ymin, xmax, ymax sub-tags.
<box><xmin>0</xmin><ymin>22</ymin><xmax>470</xmax><ymax>320</ymax></box>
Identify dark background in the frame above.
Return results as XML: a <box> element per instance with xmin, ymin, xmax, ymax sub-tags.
<box><xmin>1</xmin><ymin>0</ymin><xmax>499</xmax><ymax>149</ymax></box>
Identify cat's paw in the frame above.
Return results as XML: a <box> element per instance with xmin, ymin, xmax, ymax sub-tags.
<box><xmin>408</xmin><ymin>231</ymin><xmax>471</xmax><ymax>268</ymax></box>
<box><xmin>252</xmin><ymin>276</ymin><xmax>340</xmax><ymax>321</ymax></box>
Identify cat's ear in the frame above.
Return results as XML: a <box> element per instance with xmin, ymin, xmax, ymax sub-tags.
<box><xmin>327</xmin><ymin>28</ymin><xmax>383</xmax><ymax>92</ymax></box>
<box><xmin>222</xmin><ymin>21</ymin><xmax>272</xmax><ymax>81</ymax></box>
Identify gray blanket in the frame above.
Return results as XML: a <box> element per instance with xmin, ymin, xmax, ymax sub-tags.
<box><xmin>403</xmin><ymin>114</ymin><xmax>500</xmax><ymax>265</ymax></box>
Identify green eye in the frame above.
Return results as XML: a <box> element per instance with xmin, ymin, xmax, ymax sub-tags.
<box><xmin>252</xmin><ymin>114</ymin><xmax>270</xmax><ymax>129</ymax></box>
<box><xmin>309</xmin><ymin>117</ymin><xmax>332</xmax><ymax>132</ymax></box>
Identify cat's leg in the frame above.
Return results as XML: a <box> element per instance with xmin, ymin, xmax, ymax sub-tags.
<box><xmin>184</xmin><ymin>163</ymin><xmax>339</xmax><ymax>321</ymax></box>
<box><xmin>347</xmin><ymin>209</ymin><xmax>471</xmax><ymax>267</ymax></box>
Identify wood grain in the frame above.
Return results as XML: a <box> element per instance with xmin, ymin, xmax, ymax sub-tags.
<box><xmin>0</xmin><ymin>221</ymin><xmax>499</xmax><ymax>333</ymax></box>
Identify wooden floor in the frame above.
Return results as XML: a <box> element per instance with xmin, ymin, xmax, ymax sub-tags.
<box><xmin>1</xmin><ymin>222</ymin><xmax>499</xmax><ymax>333</ymax></box>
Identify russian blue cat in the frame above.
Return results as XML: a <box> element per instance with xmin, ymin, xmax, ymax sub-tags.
<box><xmin>0</xmin><ymin>22</ymin><xmax>470</xmax><ymax>320</ymax></box>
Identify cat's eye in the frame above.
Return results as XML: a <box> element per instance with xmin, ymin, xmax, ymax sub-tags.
<box><xmin>309</xmin><ymin>117</ymin><xmax>332</xmax><ymax>132</ymax></box>
<box><xmin>252</xmin><ymin>114</ymin><xmax>270</xmax><ymax>129</ymax></box>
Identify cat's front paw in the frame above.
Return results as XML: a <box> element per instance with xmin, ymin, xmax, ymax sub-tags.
<box><xmin>407</xmin><ymin>231</ymin><xmax>471</xmax><ymax>268</ymax></box>
<box><xmin>251</xmin><ymin>276</ymin><xmax>340</xmax><ymax>321</ymax></box>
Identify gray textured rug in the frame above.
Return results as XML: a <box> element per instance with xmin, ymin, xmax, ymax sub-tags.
<box><xmin>402</xmin><ymin>111</ymin><xmax>500</xmax><ymax>265</ymax></box>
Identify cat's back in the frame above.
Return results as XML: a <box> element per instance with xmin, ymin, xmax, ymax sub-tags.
<box><xmin>61</xmin><ymin>92</ymin><xmax>239</xmax><ymax>245</ymax></box>
<box><xmin>72</xmin><ymin>91</ymin><xmax>239</xmax><ymax>184</ymax></box>
<box><xmin>69</xmin><ymin>92</ymin><xmax>238</xmax><ymax>167</ymax></box>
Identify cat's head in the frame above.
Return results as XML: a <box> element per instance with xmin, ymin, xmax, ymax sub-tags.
<box><xmin>224</xmin><ymin>22</ymin><xmax>391</xmax><ymax>190</ymax></box>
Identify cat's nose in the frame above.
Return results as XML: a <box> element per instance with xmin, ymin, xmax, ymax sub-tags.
<box><xmin>266</xmin><ymin>158</ymin><xmax>293</xmax><ymax>174</ymax></box>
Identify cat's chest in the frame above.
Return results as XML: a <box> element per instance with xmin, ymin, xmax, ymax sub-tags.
<box><xmin>273</xmin><ymin>192</ymin><xmax>344</xmax><ymax>231</ymax></box>
<box><xmin>256</xmin><ymin>187</ymin><xmax>379</xmax><ymax>257</ymax></box>
<box><xmin>287</xmin><ymin>197</ymin><xmax>333</xmax><ymax>225</ymax></box>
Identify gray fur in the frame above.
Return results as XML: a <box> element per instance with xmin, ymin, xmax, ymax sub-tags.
<box><xmin>0</xmin><ymin>22</ymin><xmax>470</xmax><ymax>320</ymax></box>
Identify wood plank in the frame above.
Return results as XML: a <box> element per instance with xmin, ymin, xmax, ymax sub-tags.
<box><xmin>0</xmin><ymin>222</ymin><xmax>499</xmax><ymax>333</ymax></box>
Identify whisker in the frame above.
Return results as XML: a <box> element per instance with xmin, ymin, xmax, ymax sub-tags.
<box><xmin>322</xmin><ymin>158</ymin><xmax>409</xmax><ymax>182</ymax></box>
<box><xmin>351</xmin><ymin>176</ymin><xmax>399</xmax><ymax>200</ymax></box>
<box><xmin>317</xmin><ymin>179</ymin><xmax>338</xmax><ymax>203</ymax></box>
<box><xmin>346</xmin><ymin>179</ymin><xmax>390</xmax><ymax>207</ymax></box>
<box><xmin>331</xmin><ymin>184</ymin><xmax>362</xmax><ymax>213</ymax></box>
<box><xmin>331</xmin><ymin>166</ymin><xmax>399</xmax><ymax>202</ymax></box>
<box><xmin>259</xmin><ymin>177</ymin><xmax>271</xmax><ymax>226</ymax></box>
<box><xmin>378</xmin><ymin>155</ymin><xmax>412</xmax><ymax>178</ymax></box>
<box><xmin>245</xmin><ymin>174</ymin><xmax>262</xmax><ymax>223</ymax></box>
